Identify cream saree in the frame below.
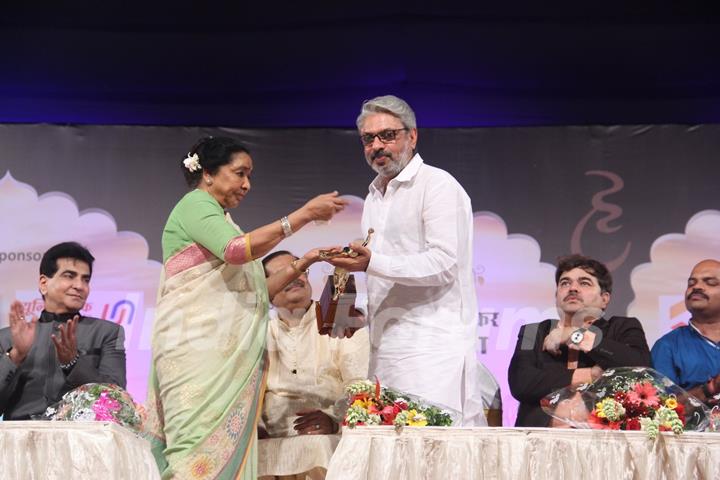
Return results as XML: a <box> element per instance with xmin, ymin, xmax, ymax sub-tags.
<box><xmin>145</xmin><ymin>248</ymin><xmax>268</xmax><ymax>479</ymax></box>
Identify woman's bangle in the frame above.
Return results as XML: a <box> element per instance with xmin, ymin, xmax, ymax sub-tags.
<box><xmin>280</xmin><ymin>216</ymin><xmax>293</xmax><ymax>238</ymax></box>
<box><xmin>291</xmin><ymin>259</ymin><xmax>307</xmax><ymax>274</ymax></box>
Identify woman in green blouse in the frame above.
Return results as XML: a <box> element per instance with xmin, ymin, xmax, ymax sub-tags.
<box><xmin>145</xmin><ymin>137</ymin><xmax>345</xmax><ymax>479</ymax></box>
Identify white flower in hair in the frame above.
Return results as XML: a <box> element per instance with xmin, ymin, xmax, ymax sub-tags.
<box><xmin>183</xmin><ymin>153</ymin><xmax>201</xmax><ymax>172</ymax></box>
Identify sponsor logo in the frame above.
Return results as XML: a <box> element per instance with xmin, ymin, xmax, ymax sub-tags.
<box><xmin>0</xmin><ymin>251</ymin><xmax>43</xmax><ymax>264</ymax></box>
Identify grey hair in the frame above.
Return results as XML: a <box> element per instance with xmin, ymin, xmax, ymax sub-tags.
<box><xmin>356</xmin><ymin>95</ymin><xmax>417</xmax><ymax>131</ymax></box>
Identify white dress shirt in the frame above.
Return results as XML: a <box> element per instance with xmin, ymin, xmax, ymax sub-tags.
<box><xmin>362</xmin><ymin>153</ymin><xmax>486</xmax><ymax>425</ymax></box>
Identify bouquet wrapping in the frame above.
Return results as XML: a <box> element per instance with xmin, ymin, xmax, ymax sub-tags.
<box><xmin>541</xmin><ymin>367</ymin><xmax>710</xmax><ymax>438</ymax></box>
<box><xmin>40</xmin><ymin>383</ymin><xmax>145</xmax><ymax>433</ymax></box>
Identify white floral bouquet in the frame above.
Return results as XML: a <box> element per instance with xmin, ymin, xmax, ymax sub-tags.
<box><xmin>41</xmin><ymin>383</ymin><xmax>145</xmax><ymax>432</ymax></box>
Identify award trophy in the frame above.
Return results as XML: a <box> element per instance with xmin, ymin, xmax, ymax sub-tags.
<box><xmin>315</xmin><ymin>229</ymin><xmax>374</xmax><ymax>336</ymax></box>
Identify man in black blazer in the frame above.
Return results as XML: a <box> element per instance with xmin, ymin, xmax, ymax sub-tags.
<box><xmin>508</xmin><ymin>254</ymin><xmax>651</xmax><ymax>427</ymax></box>
<box><xmin>0</xmin><ymin>242</ymin><xmax>126</xmax><ymax>420</ymax></box>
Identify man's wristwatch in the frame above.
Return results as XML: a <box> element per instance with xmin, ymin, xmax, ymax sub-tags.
<box><xmin>570</xmin><ymin>328</ymin><xmax>587</xmax><ymax>345</ymax></box>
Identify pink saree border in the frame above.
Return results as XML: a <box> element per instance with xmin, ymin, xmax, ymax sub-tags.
<box><xmin>165</xmin><ymin>243</ymin><xmax>217</xmax><ymax>278</ymax></box>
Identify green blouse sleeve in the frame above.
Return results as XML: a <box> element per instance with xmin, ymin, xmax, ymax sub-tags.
<box><xmin>164</xmin><ymin>190</ymin><xmax>242</xmax><ymax>261</ymax></box>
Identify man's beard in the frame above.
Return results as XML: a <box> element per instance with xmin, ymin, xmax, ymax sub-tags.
<box><xmin>367</xmin><ymin>143</ymin><xmax>413</xmax><ymax>179</ymax></box>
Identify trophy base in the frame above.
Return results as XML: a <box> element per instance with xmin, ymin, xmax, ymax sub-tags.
<box><xmin>316</xmin><ymin>274</ymin><xmax>357</xmax><ymax>335</ymax></box>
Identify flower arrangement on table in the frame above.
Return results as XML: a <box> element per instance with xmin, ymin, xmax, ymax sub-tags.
<box><xmin>342</xmin><ymin>379</ymin><xmax>457</xmax><ymax>430</ymax></box>
<box><xmin>41</xmin><ymin>383</ymin><xmax>145</xmax><ymax>433</ymax></box>
<box><xmin>709</xmin><ymin>406</ymin><xmax>720</xmax><ymax>432</ymax></box>
<box><xmin>542</xmin><ymin>367</ymin><xmax>710</xmax><ymax>439</ymax></box>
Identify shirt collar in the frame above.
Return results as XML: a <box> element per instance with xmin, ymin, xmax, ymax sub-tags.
<box><xmin>271</xmin><ymin>301</ymin><xmax>316</xmax><ymax>331</ymax></box>
<box><xmin>39</xmin><ymin>310</ymin><xmax>80</xmax><ymax>323</ymax></box>
<box><xmin>369</xmin><ymin>153</ymin><xmax>423</xmax><ymax>194</ymax></box>
<box><xmin>688</xmin><ymin>319</ymin><xmax>720</xmax><ymax>348</ymax></box>
<box><xmin>590</xmin><ymin>317</ymin><xmax>608</xmax><ymax>328</ymax></box>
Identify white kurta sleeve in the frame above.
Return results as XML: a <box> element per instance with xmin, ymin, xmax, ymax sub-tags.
<box><xmin>338</xmin><ymin>327</ymin><xmax>370</xmax><ymax>386</ymax></box>
<box><xmin>328</xmin><ymin>327</ymin><xmax>370</xmax><ymax>422</ymax></box>
<box><xmin>366</xmin><ymin>177</ymin><xmax>470</xmax><ymax>287</ymax></box>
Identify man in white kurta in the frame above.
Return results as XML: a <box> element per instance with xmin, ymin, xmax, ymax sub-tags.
<box><xmin>261</xmin><ymin>304</ymin><xmax>369</xmax><ymax>437</ymax></box>
<box><xmin>259</xmin><ymin>251</ymin><xmax>369</xmax><ymax>480</ymax></box>
<box><xmin>328</xmin><ymin>95</ymin><xmax>486</xmax><ymax>426</ymax></box>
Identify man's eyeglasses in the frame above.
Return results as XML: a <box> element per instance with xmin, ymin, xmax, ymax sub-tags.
<box><xmin>360</xmin><ymin>128</ymin><xmax>408</xmax><ymax>146</ymax></box>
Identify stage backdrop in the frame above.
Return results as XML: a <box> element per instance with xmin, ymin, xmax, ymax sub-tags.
<box><xmin>1</xmin><ymin>123</ymin><xmax>719</xmax><ymax>425</ymax></box>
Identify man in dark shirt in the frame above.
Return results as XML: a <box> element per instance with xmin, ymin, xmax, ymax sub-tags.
<box><xmin>0</xmin><ymin>242</ymin><xmax>126</xmax><ymax>420</ymax></box>
<box><xmin>508</xmin><ymin>254</ymin><xmax>651</xmax><ymax>427</ymax></box>
<box><xmin>652</xmin><ymin>259</ymin><xmax>720</xmax><ymax>406</ymax></box>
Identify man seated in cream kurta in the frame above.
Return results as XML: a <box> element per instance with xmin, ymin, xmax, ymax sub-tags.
<box><xmin>259</xmin><ymin>251</ymin><xmax>370</xmax><ymax>480</ymax></box>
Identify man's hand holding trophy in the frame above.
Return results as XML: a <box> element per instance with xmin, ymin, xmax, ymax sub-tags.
<box><xmin>315</xmin><ymin>229</ymin><xmax>374</xmax><ymax>338</ymax></box>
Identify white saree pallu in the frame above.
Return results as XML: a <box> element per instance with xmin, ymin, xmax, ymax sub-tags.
<box><xmin>146</xmin><ymin>220</ymin><xmax>269</xmax><ymax>480</ymax></box>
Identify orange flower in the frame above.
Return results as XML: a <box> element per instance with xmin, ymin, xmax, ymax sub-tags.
<box><xmin>190</xmin><ymin>455</ymin><xmax>214</xmax><ymax>479</ymax></box>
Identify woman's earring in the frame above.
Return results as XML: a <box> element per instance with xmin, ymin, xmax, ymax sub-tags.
<box><xmin>205</xmin><ymin>178</ymin><xmax>212</xmax><ymax>186</ymax></box>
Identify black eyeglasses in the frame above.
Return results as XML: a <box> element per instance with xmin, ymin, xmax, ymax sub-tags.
<box><xmin>360</xmin><ymin>128</ymin><xmax>408</xmax><ymax>146</ymax></box>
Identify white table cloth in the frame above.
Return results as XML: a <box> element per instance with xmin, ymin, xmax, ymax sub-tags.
<box><xmin>259</xmin><ymin>434</ymin><xmax>341</xmax><ymax>478</ymax></box>
<box><xmin>326</xmin><ymin>426</ymin><xmax>720</xmax><ymax>480</ymax></box>
<box><xmin>0</xmin><ymin>421</ymin><xmax>160</xmax><ymax>479</ymax></box>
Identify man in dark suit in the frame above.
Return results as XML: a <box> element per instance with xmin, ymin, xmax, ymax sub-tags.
<box><xmin>0</xmin><ymin>242</ymin><xmax>126</xmax><ymax>420</ymax></box>
<box><xmin>508</xmin><ymin>254</ymin><xmax>651</xmax><ymax>427</ymax></box>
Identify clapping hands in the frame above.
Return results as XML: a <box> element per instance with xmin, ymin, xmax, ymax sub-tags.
<box><xmin>6</xmin><ymin>299</ymin><xmax>79</xmax><ymax>367</ymax></box>
<box><xmin>51</xmin><ymin>315</ymin><xmax>79</xmax><ymax>365</ymax></box>
<box><xmin>7</xmin><ymin>300</ymin><xmax>37</xmax><ymax>365</ymax></box>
